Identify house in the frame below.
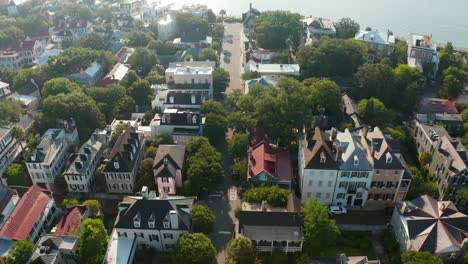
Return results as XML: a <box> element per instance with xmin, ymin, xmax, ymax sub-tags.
<box><xmin>157</xmin><ymin>14</ymin><xmax>176</xmax><ymax>41</ymax></box>
<box><xmin>153</xmin><ymin>89</ymin><xmax>204</xmax><ymax>112</ymax></box>
<box><xmin>355</xmin><ymin>30</ymin><xmax>395</xmax><ymax>63</ymax></box>
<box><xmin>391</xmin><ymin>195</ymin><xmax>468</xmax><ymax>260</ymax></box>
<box><xmin>51</xmin><ymin>19</ymin><xmax>93</xmax><ymax>43</ymax></box>
<box><xmin>418</xmin><ymin>97</ymin><xmax>459</xmax><ymax>114</ymax></box>
<box><xmin>114</xmin><ymin>15</ymin><xmax>136</xmax><ymax>33</ymax></box>
<box><xmin>67</xmin><ymin>62</ymin><xmax>104</xmax><ymax>87</ymax></box>
<box><xmin>413</xmin><ymin>121</ymin><xmax>468</xmax><ymax>201</ymax></box>
<box><xmin>109</xmin><ymin>189</ymin><xmax>195</xmax><ymax>253</ymax></box>
<box><xmin>7</xmin><ymin>1</ymin><xmax>17</xmax><ymax>16</ymax></box>
<box><xmin>333</xmin><ymin>129</ymin><xmax>373</xmax><ymax>207</ymax></box>
<box><xmin>245</xmin><ymin>48</ymin><xmax>280</xmax><ymax>64</ymax></box>
<box><xmin>0</xmin><ymin>126</ymin><xmax>20</xmax><ymax>181</ymax></box>
<box><xmin>248</xmin><ymin>140</ymin><xmax>293</xmax><ymax>191</ymax></box>
<box><xmin>104</xmin><ymin>230</ymin><xmax>137</xmax><ymax>264</ymax></box>
<box><xmin>0</xmin><ymin>81</ymin><xmax>11</xmax><ymax>99</ymax></box>
<box><xmin>153</xmin><ymin>145</ymin><xmax>186</xmax><ymax>195</ymax></box>
<box><xmin>242</xmin><ymin>3</ymin><xmax>261</xmax><ymax>37</ymax></box>
<box><xmin>7</xmin><ymin>92</ymin><xmax>40</xmax><ymax>111</ymax></box>
<box><xmin>51</xmin><ymin>205</ymin><xmax>89</xmax><ymax>236</ymax></box>
<box><xmin>244</xmin><ymin>61</ymin><xmax>300</xmax><ymax>80</ymax></box>
<box><xmin>165</xmin><ymin>61</ymin><xmax>215</xmax><ymax>100</ymax></box>
<box><xmin>120</xmin><ymin>0</ymin><xmax>142</xmax><ymax>17</ymax></box>
<box><xmin>238</xmin><ymin>194</ymin><xmax>303</xmax><ymax>253</ymax></box>
<box><xmin>302</xmin><ymin>16</ymin><xmax>336</xmax><ymax>45</ymax></box>
<box><xmin>299</xmin><ymin>127</ymin><xmax>340</xmax><ymax>205</ymax></box>
<box><xmin>28</xmin><ymin>235</ymin><xmax>79</xmax><ymax>264</ymax></box>
<box><xmin>173</xmin><ymin>34</ymin><xmax>212</xmax><ymax>49</ymax></box>
<box><xmin>150</xmin><ymin>109</ymin><xmax>205</xmax><ymax>145</ymax></box>
<box><xmin>26</xmin><ymin>128</ymin><xmax>78</xmax><ymax>190</ymax></box>
<box><xmin>0</xmin><ymin>185</ymin><xmax>57</xmax><ymax>242</ymax></box>
<box><xmin>97</xmin><ymin>62</ymin><xmax>130</xmax><ymax>87</ymax></box>
<box><xmin>63</xmin><ymin>129</ymin><xmax>108</xmax><ymax>193</ymax></box>
<box><xmin>361</xmin><ymin>127</ymin><xmax>410</xmax><ymax>209</ymax></box>
<box><xmin>0</xmin><ymin>185</ymin><xmax>19</xmax><ymax>230</ymax></box>
<box><xmin>0</xmin><ymin>40</ymin><xmax>45</xmax><ymax>70</ymax></box>
<box><xmin>103</xmin><ymin>126</ymin><xmax>145</xmax><ymax>193</ymax></box>
<box><xmin>416</xmin><ymin>98</ymin><xmax>463</xmax><ymax>135</ymax></box>
<box><xmin>407</xmin><ymin>34</ymin><xmax>439</xmax><ymax>79</ymax></box>
<box><xmin>309</xmin><ymin>254</ymin><xmax>381</xmax><ymax>264</ymax></box>
<box><xmin>0</xmin><ymin>237</ymin><xmax>14</xmax><ymax>259</ymax></box>
<box><xmin>34</xmin><ymin>46</ymin><xmax>62</xmax><ymax>66</ymax></box>
<box><xmin>245</xmin><ymin>76</ymin><xmax>277</xmax><ymax>94</ymax></box>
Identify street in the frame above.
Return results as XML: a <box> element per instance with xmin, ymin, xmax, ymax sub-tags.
<box><xmin>220</xmin><ymin>22</ymin><xmax>245</xmax><ymax>94</ymax></box>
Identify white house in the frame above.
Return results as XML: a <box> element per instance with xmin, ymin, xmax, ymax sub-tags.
<box><xmin>355</xmin><ymin>30</ymin><xmax>395</xmax><ymax>63</ymax></box>
<box><xmin>165</xmin><ymin>61</ymin><xmax>215</xmax><ymax>99</ymax></box>
<box><xmin>298</xmin><ymin>127</ymin><xmax>339</xmax><ymax>205</ymax></box>
<box><xmin>26</xmin><ymin>128</ymin><xmax>78</xmax><ymax>190</ymax></box>
<box><xmin>0</xmin><ymin>40</ymin><xmax>45</xmax><ymax>71</ymax></box>
<box><xmin>391</xmin><ymin>195</ymin><xmax>468</xmax><ymax>260</ymax></box>
<box><xmin>0</xmin><ymin>127</ymin><xmax>20</xmax><ymax>183</ymax></box>
<box><xmin>51</xmin><ymin>20</ymin><xmax>93</xmax><ymax>43</ymax></box>
<box><xmin>302</xmin><ymin>16</ymin><xmax>336</xmax><ymax>45</ymax></box>
<box><xmin>244</xmin><ymin>60</ymin><xmax>300</xmax><ymax>80</ymax></box>
<box><xmin>157</xmin><ymin>14</ymin><xmax>176</xmax><ymax>41</ymax></box>
<box><xmin>63</xmin><ymin>129</ymin><xmax>109</xmax><ymax>193</ymax></box>
<box><xmin>0</xmin><ymin>185</ymin><xmax>19</xmax><ymax>230</ymax></box>
<box><xmin>105</xmin><ymin>188</ymin><xmax>195</xmax><ymax>259</ymax></box>
<box><xmin>0</xmin><ymin>81</ymin><xmax>11</xmax><ymax>99</ymax></box>
<box><xmin>150</xmin><ymin>109</ymin><xmax>204</xmax><ymax>145</ymax></box>
<box><xmin>407</xmin><ymin>34</ymin><xmax>439</xmax><ymax>79</ymax></box>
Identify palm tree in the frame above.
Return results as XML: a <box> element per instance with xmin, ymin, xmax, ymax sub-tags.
<box><xmin>10</xmin><ymin>126</ymin><xmax>25</xmax><ymax>152</ymax></box>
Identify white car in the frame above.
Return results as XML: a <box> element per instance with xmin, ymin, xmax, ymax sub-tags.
<box><xmin>328</xmin><ymin>206</ymin><xmax>347</xmax><ymax>215</ymax></box>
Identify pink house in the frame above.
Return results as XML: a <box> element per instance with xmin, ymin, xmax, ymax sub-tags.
<box><xmin>152</xmin><ymin>145</ymin><xmax>186</xmax><ymax>194</ymax></box>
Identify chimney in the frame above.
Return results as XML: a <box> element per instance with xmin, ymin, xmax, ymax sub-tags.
<box><xmin>361</xmin><ymin>126</ymin><xmax>368</xmax><ymax>139</ymax></box>
<box><xmin>249</xmin><ymin>2</ymin><xmax>252</xmax><ymax>10</ymax></box>
<box><xmin>370</xmin><ymin>143</ymin><xmax>375</xmax><ymax>158</ymax></box>
<box><xmin>141</xmin><ymin>186</ymin><xmax>148</xmax><ymax>199</ymax></box>
<box><xmin>169</xmin><ymin>210</ymin><xmax>178</xmax><ymax>229</ymax></box>
<box><xmin>335</xmin><ymin>146</ymin><xmax>343</xmax><ymax>161</ymax></box>
<box><xmin>447</xmin><ymin>157</ymin><xmax>454</xmax><ymax>168</ymax></box>
<box><xmin>330</xmin><ymin>127</ymin><xmax>338</xmax><ymax>142</ymax></box>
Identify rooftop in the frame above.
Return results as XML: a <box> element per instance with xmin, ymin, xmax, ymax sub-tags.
<box><xmin>53</xmin><ymin>206</ymin><xmax>88</xmax><ymax>236</ymax></box>
<box><xmin>244</xmin><ymin>62</ymin><xmax>300</xmax><ymax>76</ymax></box>
<box><xmin>410</xmin><ymin>34</ymin><xmax>436</xmax><ymax>50</ymax></box>
<box><xmin>168</xmin><ymin>61</ymin><xmax>215</xmax><ymax>69</ymax></box>
<box><xmin>355</xmin><ymin>30</ymin><xmax>395</xmax><ymax>45</ymax></box>
<box><xmin>104</xmin><ymin>231</ymin><xmax>136</xmax><ymax>264</ymax></box>
<box><xmin>302</xmin><ymin>16</ymin><xmax>336</xmax><ymax>31</ymax></box>
<box><xmin>248</xmin><ymin>141</ymin><xmax>292</xmax><ymax>183</ymax></box>
<box><xmin>29</xmin><ymin>235</ymin><xmax>78</xmax><ymax>264</ymax></box>
<box><xmin>28</xmin><ymin>129</ymin><xmax>66</xmax><ymax>164</ymax></box>
<box><xmin>418</xmin><ymin>98</ymin><xmax>459</xmax><ymax>114</ymax></box>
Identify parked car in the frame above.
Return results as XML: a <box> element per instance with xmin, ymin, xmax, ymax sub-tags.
<box><xmin>328</xmin><ymin>206</ymin><xmax>347</xmax><ymax>215</ymax></box>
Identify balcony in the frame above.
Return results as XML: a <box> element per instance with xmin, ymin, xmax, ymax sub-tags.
<box><xmin>254</xmin><ymin>241</ymin><xmax>302</xmax><ymax>252</ymax></box>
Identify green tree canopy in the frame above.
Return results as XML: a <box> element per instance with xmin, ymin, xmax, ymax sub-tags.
<box><xmin>176</xmin><ymin>13</ymin><xmax>210</xmax><ymax>37</ymax></box>
<box><xmin>55</xmin><ymin>3</ymin><xmax>93</xmax><ymax>21</ymax></box>
<box><xmin>0</xmin><ymin>26</ymin><xmax>25</xmax><ymax>49</ymax></box>
<box><xmin>203</xmin><ymin>113</ymin><xmax>228</xmax><ymax>144</ymax></box>
<box><xmin>187</xmin><ymin>136</ymin><xmax>211</xmax><ymax>154</ymax></box>
<box><xmin>440</xmin><ymin>74</ymin><xmax>462</xmax><ymax>99</ymax></box>
<box><xmin>242</xmin><ymin>186</ymin><xmax>289</xmax><ymax>207</ymax></box>
<box><xmin>148</xmin><ymin>40</ymin><xmax>180</xmax><ymax>55</ymax></box>
<box><xmin>199</xmin><ymin>48</ymin><xmax>219</xmax><ymax>64</ymax></box>
<box><xmin>78</xmin><ymin>218</ymin><xmax>108</xmax><ymax>264</ymax></box>
<box><xmin>334</xmin><ymin>17</ymin><xmax>360</xmax><ymax>39</ymax></box>
<box><xmin>6</xmin><ymin>240</ymin><xmax>34</xmax><ymax>264</ymax></box>
<box><xmin>144</xmin><ymin>146</ymin><xmax>158</xmax><ymax>159</ymax></box>
<box><xmin>85</xmin><ymin>84</ymin><xmax>133</xmax><ymax>121</ymax></box>
<box><xmin>125</xmin><ymin>32</ymin><xmax>154</xmax><ymax>47</ymax></box>
<box><xmin>129</xmin><ymin>80</ymin><xmax>152</xmax><ymax>106</ymax></box>
<box><xmin>42</xmin><ymin>78</ymin><xmax>81</xmax><ymax>98</ymax></box>
<box><xmin>228</xmin><ymin>133</ymin><xmax>249</xmax><ymax>160</ymax></box>
<box><xmin>191</xmin><ymin>204</ymin><xmax>216</xmax><ymax>234</ymax></box>
<box><xmin>83</xmin><ymin>200</ymin><xmax>101</xmax><ymax>217</ymax></box>
<box><xmin>357</xmin><ymin>97</ymin><xmax>391</xmax><ymax>127</ymax></box>
<box><xmin>48</xmin><ymin>47</ymin><xmax>116</xmax><ymax>76</ymax></box>
<box><xmin>201</xmin><ymin>100</ymin><xmax>227</xmax><ymax>116</ymax></box>
<box><xmin>128</xmin><ymin>47</ymin><xmax>159</xmax><ymax>76</ymax></box>
<box><xmin>302</xmin><ymin>198</ymin><xmax>340</xmax><ymax>253</ymax></box>
<box><xmin>4</xmin><ymin>163</ymin><xmax>30</xmax><ymax>187</ymax></box>
<box><xmin>176</xmin><ymin>233</ymin><xmax>216</xmax><ymax>264</ymax></box>
<box><xmin>135</xmin><ymin>158</ymin><xmax>156</xmax><ymax>191</ymax></box>
<box><xmin>225</xmin><ymin>237</ymin><xmax>256</xmax><ymax>264</ymax></box>
<box><xmin>0</xmin><ymin>99</ymin><xmax>23</xmax><ymax>126</ymax></box>
<box><xmin>255</xmin><ymin>11</ymin><xmax>302</xmax><ymax>49</ymax></box>
<box><xmin>77</xmin><ymin>32</ymin><xmax>108</xmax><ymax>50</ymax></box>
<box><xmin>401</xmin><ymin>250</ymin><xmax>442</xmax><ymax>264</ymax></box>
<box><xmin>213</xmin><ymin>67</ymin><xmax>230</xmax><ymax>96</ymax></box>
<box><xmin>62</xmin><ymin>197</ymin><xmax>79</xmax><ymax>208</ymax></box>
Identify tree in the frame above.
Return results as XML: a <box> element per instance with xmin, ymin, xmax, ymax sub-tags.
<box><xmin>201</xmin><ymin>100</ymin><xmax>227</xmax><ymax>116</ymax></box>
<box><xmin>302</xmin><ymin>198</ymin><xmax>340</xmax><ymax>253</ymax></box>
<box><xmin>203</xmin><ymin>113</ymin><xmax>228</xmax><ymax>144</ymax></box>
<box><xmin>229</xmin><ymin>133</ymin><xmax>248</xmax><ymax>160</ymax></box>
<box><xmin>310</xmin><ymin>79</ymin><xmax>342</xmax><ymax>115</ymax></box>
<box><xmin>10</xmin><ymin>126</ymin><xmax>25</xmax><ymax>152</ymax></box>
<box><xmin>62</xmin><ymin>197</ymin><xmax>79</xmax><ymax>208</ymax></box>
<box><xmin>4</xmin><ymin>163</ymin><xmax>30</xmax><ymax>186</ymax></box>
<box><xmin>440</xmin><ymin>74</ymin><xmax>462</xmax><ymax>99</ymax></box>
<box><xmin>206</xmin><ymin>9</ymin><xmax>217</xmax><ymax>23</ymax></box>
<box><xmin>455</xmin><ymin>188</ymin><xmax>468</xmax><ymax>209</ymax></box>
<box><xmin>135</xmin><ymin>158</ymin><xmax>156</xmax><ymax>191</ymax></box>
<box><xmin>176</xmin><ymin>233</ymin><xmax>216</xmax><ymax>264</ymax></box>
<box><xmin>54</xmin><ymin>174</ymin><xmax>68</xmax><ymax>194</ymax></box>
<box><xmin>227</xmin><ymin>112</ymin><xmax>257</xmax><ymax>132</ymax></box>
<box><xmin>271</xmin><ymin>52</ymin><xmax>290</xmax><ymax>64</ymax></box>
<box><xmin>42</xmin><ymin>78</ymin><xmax>81</xmax><ymax>98</ymax></box>
<box><xmin>357</xmin><ymin>97</ymin><xmax>391</xmax><ymax>127</ymax></box>
<box><xmin>144</xmin><ymin>146</ymin><xmax>158</xmax><ymax>159</ymax></box>
<box><xmin>125</xmin><ymin>32</ymin><xmax>153</xmax><ymax>47</ymax></box>
<box><xmin>129</xmin><ymin>80</ymin><xmax>152</xmax><ymax>106</ymax></box>
<box><xmin>334</xmin><ymin>17</ymin><xmax>360</xmax><ymax>39</ymax></box>
<box><xmin>17</xmin><ymin>14</ymin><xmax>50</xmax><ymax>37</ymax></box>
<box><xmin>199</xmin><ymin>48</ymin><xmax>219</xmax><ymax>64</ymax></box>
<box><xmin>241</xmin><ymin>71</ymin><xmax>260</xmax><ymax>81</ymax></box>
<box><xmin>191</xmin><ymin>204</ymin><xmax>216</xmax><ymax>234</ymax></box>
<box><xmin>225</xmin><ymin>237</ymin><xmax>255</xmax><ymax>264</ymax></box>
<box><xmin>232</xmin><ymin>158</ymin><xmax>247</xmax><ymax>181</ymax></box>
<box><xmin>78</xmin><ymin>218</ymin><xmax>108</xmax><ymax>264</ymax></box>
<box><xmin>392</xmin><ymin>39</ymin><xmax>408</xmax><ymax>65</ymax></box>
<box><xmin>78</xmin><ymin>32</ymin><xmax>108</xmax><ymax>50</ymax></box>
<box><xmin>407</xmin><ymin>167</ymin><xmax>440</xmax><ymax>200</ymax></box>
<box><xmin>418</xmin><ymin>151</ymin><xmax>432</xmax><ymax>167</ymax></box>
<box><xmin>110</xmin><ymin>122</ymin><xmax>128</xmax><ymax>147</ymax></box>
<box><xmin>85</xmin><ymin>84</ymin><xmax>132</xmax><ymax>121</ymax></box>
<box><xmin>7</xmin><ymin>240</ymin><xmax>34</xmax><ymax>264</ymax></box>
<box><xmin>128</xmin><ymin>47</ymin><xmax>159</xmax><ymax>76</ymax></box>
<box><xmin>242</xmin><ymin>186</ymin><xmax>289</xmax><ymax>207</ymax></box>
<box><xmin>187</xmin><ymin>136</ymin><xmax>210</xmax><ymax>154</ymax></box>
<box><xmin>255</xmin><ymin>11</ymin><xmax>301</xmax><ymax>49</ymax></box>
<box><xmin>176</xmin><ymin>13</ymin><xmax>210</xmax><ymax>37</ymax></box>
<box><xmin>401</xmin><ymin>250</ymin><xmax>442</xmax><ymax>264</ymax></box>
<box><xmin>0</xmin><ymin>26</ymin><xmax>25</xmax><ymax>49</ymax></box>
<box><xmin>55</xmin><ymin>3</ymin><xmax>93</xmax><ymax>21</ymax></box>
<box><xmin>48</xmin><ymin>47</ymin><xmax>116</xmax><ymax>76</ymax></box>
<box><xmin>83</xmin><ymin>200</ymin><xmax>101</xmax><ymax>217</ymax></box>
<box><xmin>121</xmin><ymin>70</ymin><xmax>140</xmax><ymax>87</ymax></box>
<box><xmin>148</xmin><ymin>40</ymin><xmax>179</xmax><ymax>55</ymax></box>
<box><xmin>213</xmin><ymin>68</ymin><xmax>230</xmax><ymax>96</ymax></box>
<box><xmin>0</xmin><ymin>99</ymin><xmax>23</xmax><ymax>125</ymax></box>
<box><xmin>152</xmin><ymin>133</ymin><xmax>174</xmax><ymax>147</ymax></box>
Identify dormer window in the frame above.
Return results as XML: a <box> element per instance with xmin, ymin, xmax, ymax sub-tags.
<box><xmin>163</xmin><ymin>218</ymin><xmax>170</xmax><ymax>229</ymax></box>
<box><xmin>386</xmin><ymin>152</ymin><xmax>392</xmax><ymax>164</ymax></box>
<box><xmin>114</xmin><ymin>161</ymin><xmax>120</xmax><ymax>169</ymax></box>
<box><xmin>148</xmin><ymin>212</ymin><xmax>155</xmax><ymax>228</ymax></box>
<box><xmin>354</xmin><ymin>155</ymin><xmax>359</xmax><ymax>166</ymax></box>
<box><xmin>133</xmin><ymin>213</ymin><xmax>140</xmax><ymax>228</ymax></box>
<box><xmin>320</xmin><ymin>152</ymin><xmax>326</xmax><ymax>164</ymax></box>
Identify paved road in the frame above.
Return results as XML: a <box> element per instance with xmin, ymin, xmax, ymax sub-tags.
<box><xmin>220</xmin><ymin>22</ymin><xmax>245</xmax><ymax>94</ymax></box>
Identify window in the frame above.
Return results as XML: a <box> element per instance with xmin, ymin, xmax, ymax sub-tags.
<box><xmin>320</xmin><ymin>153</ymin><xmax>326</xmax><ymax>163</ymax></box>
<box><xmin>325</xmin><ymin>193</ymin><xmax>330</xmax><ymax>199</ymax></box>
<box><xmin>163</xmin><ymin>221</ymin><xmax>170</xmax><ymax>229</ymax></box>
<box><xmin>339</xmin><ymin>182</ymin><xmax>347</xmax><ymax>189</ymax></box>
<box><xmin>316</xmin><ymin>192</ymin><xmax>322</xmax><ymax>198</ymax></box>
<box><xmin>307</xmin><ymin>192</ymin><xmax>311</xmax><ymax>198</ymax></box>
<box><xmin>308</xmin><ymin>180</ymin><xmax>313</xmax><ymax>187</ymax></box>
<box><xmin>368</xmin><ymin>193</ymin><xmax>374</xmax><ymax>200</ymax></box>
<box><xmin>351</xmin><ymin>172</ymin><xmax>358</xmax><ymax>178</ymax></box>
<box><xmin>376</xmin><ymin>170</ymin><xmax>380</xmax><ymax>175</ymax></box>
<box><xmin>328</xmin><ymin>181</ymin><xmax>332</xmax><ymax>187</ymax></box>
<box><xmin>318</xmin><ymin>181</ymin><xmax>323</xmax><ymax>187</ymax></box>
<box><xmin>337</xmin><ymin>193</ymin><xmax>345</xmax><ymax>199</ymax></box>
<box><xmin>163</xmin><ymin>186</ymin><xmax>170</xmax><ymax>193</ymax></box>
<box><xmin>356</xmin><ymin>192</ymin><xmax>363</xmax><ymax>198</ymax></box>
<box><xmin>341</xmin><ymin>171</ymin><xmax>349</xmax><ymax>178</ymax></box>
<box><xmin>163</xmin><ymin>233</ymin><xmax>174</xmax><ymax>239</ymax></box>
<box><xmin>386</xmin><ymin>182</ymin><xmax>393</xmax><ymax>188</ymax></box>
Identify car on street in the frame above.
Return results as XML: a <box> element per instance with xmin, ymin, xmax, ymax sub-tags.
<box><xmin>328</xmin><ymin>206</ymin><xmax>347</xmax><ymax>215</ymax></box>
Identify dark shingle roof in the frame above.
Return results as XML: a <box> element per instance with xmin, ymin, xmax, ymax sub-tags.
<box><xmin>239</xmin><ymin>211</ymin><xmax>302</xmax><ymax>228</ymax></box>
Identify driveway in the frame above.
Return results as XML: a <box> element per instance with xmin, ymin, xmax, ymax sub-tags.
<box><xmin>331</xmin><ymin>210</ymin><xmax>388</xmax><ymax>226</ymax></box>
<box><xmin>220</xmin><ymin>22</ymin><xmax>245</xmax><ymax>94</ymax></box>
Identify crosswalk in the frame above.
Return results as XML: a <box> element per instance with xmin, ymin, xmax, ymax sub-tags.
<box><xmin>229</xmin><ymin>188</ymin><xmax>237</xmax><ymax>201</ymax></box>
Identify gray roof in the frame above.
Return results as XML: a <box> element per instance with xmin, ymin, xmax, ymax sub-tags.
<box><xmin>29</xmin><ymin>235</ymin><xmax>78</xmax><ymax>264</ymax></box>
<box><xmin>84</xmin><ymin>62</ymin><xmax>102</xmax><ymax>77</ymax></box>
<box><xmin>168</xmin><ymin>61</ymin><xmax>215</xmax><ymax>69</ymax></box>
<box><xmin>28</xmin><ymin>129</ymin><xmax>65</xmax><ymax>163</ymax></box>
<box><xmin>395</xmin><ymin>195</ymin><xmax>468</xmax><ymax>254</ymax></box>
<box><xmin>239</xmin><ymin>211</ymin><xmax>303</xmax><ymax>241</ymax></box>
<box><xmin>153</xmin><ymin>145</ymin><xmax>186</xmax><ymax>176</ymax></box>
<box><xmin>0</xmin><ymin>127</ymin><xmax>10</xmax><ymax>140</ymax></box>
<box><xmin>114</xmin><ymin>195</ymin><xmax>194</xmax><ymax>230</ymax></box>
<box><xmin>335</xmin><ymin>130</ymin><xmax>372</xmax><ymax>171</ymax></box>
<box><xmin>64</xmin><ymin>130</ymin><xmax>106</xmax><ymax>176</ymax></box>
<box><xmin>365</xmin><ymin>127</ymin><xmax>405</xmax><ymax>170</ymax></box>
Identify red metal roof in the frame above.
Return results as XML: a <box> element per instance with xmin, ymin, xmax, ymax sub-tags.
<box><xmin>53</xmin><ymin>205</ymin><xmax>88</xmax><ymax>236</ymax></box>
<box><xmin>249</xmin><ymin>141</ymin><xmax>292</xmax><ymax>182</ymax></box>
<box><xmin>419</xmin><ymin>98</ymin><xmax>459</xmax><ymax>114</ymax></box>
<box><xmin>0</xmin><ymin>185</ymin><xmax>52</xmax><ymax>240</ymax></box>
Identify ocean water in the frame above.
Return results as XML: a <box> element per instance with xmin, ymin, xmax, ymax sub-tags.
<box><xmin>164</xmin><ymin>0</ymin><xmax>468</xmax><ymax>48</ymax></box>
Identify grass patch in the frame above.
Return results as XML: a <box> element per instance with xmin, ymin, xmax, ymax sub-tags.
<box><xmin>135</xmin><ymin>249</ymin><xmax>174</xmax><ymax>264</ymax></box>
<box><xmin>383</xmin><ymin>229</ymin><xmax>402</xmax><ymax>264</ymax></box>
<box><xmin>321</xmin><ymin>231</ymin><xmax>376</xmax><ymax>259</ymax></box>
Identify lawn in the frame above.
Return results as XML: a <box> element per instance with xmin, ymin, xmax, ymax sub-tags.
<box><xmin>321</xmin><ymin>231</ymin><xmax>377</xmax><ymax>259</ymax></box>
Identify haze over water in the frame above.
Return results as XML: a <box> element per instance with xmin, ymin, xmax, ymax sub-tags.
<box><xmin>166</xmin><ymin>0</ymin><xmax>468</xmax><ymax>48</ymax></box>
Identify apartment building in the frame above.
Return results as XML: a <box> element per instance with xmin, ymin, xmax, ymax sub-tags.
<box><xmin>355</xmin><ymin>30</ymin><xmax>395</xmax><ymax>63</ymax></box>
<box><xmin>165</xmin><ymin>61</ymin><xmax>215</xmax><ymax>99</ymax></box>
<box><xmin>407</xmin><ymin>34</ymin><xmax>439</xmax><ymax>79</ymax></box>
<box><xmin>0</xmin><ymin>40</ymin><xmax>45</xmax><ymax>70</ymax></box>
